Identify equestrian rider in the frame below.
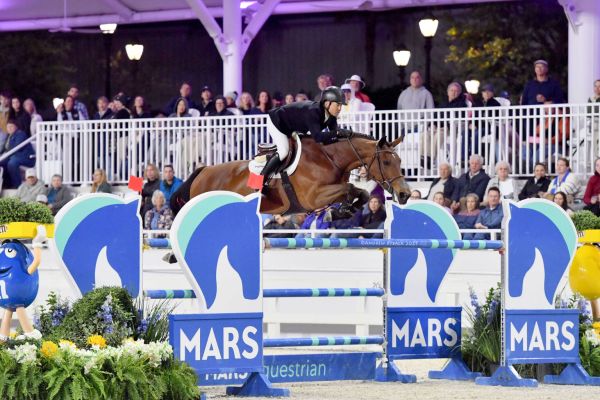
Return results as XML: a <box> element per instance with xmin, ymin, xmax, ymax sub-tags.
<box><xmin>260</xmin><ymin>86</ymin><xmax>347</xmax><ymax>185</ymax></box>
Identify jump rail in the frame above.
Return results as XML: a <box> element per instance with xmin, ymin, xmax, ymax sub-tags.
<box><xmin>264</xmin><ymin>237</ymin><xmax>504</xmax><ymax>250</ymax></box>
<box><xmin>144</xmin><ymin>287</ymin><xmax>385</xmax><ymax>299</ymax></box>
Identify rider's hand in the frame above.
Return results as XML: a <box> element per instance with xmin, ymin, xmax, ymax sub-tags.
<box><xmin>336</xmin><ymin>128</ymin><xmax>353</xmax><ymax>138</ymax></box>
<box><xmin>322</xmin><ymin>135</ymin><xmax>338</xmax><ymax>145</ymax></box>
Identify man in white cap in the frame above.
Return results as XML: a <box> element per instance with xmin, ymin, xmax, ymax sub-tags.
<box><xmin>521</xmin><ymin>59</ymin><xmax>565</xmax><ymax>105</ymax></box>
<box><xmin>16</xmin><ymin>169</ymin><xmax>46</xmax><ymax>203</ymax></box>
<box><xmin>345</xmin><ymin>74</ymin><xmax>371</xmax><ymax>103</ymax></box>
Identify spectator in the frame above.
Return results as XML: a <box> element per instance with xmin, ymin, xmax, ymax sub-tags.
<box><xmin>23</xmin><ymin>98</ymin><xmax>43</xmax><ymax>136</ymax></box>
<box><xmin>295</xmin><ymin>92</ymin><xmax>309</xmax><ymax>102</ymax></box>
<box><xmin>345</xmin><ymin>75</ymin><xmax>371</xmax><ymax>103</ymax></box>
<box><xmin>169</xmin><ymin>97</ymin><xmax>192</xmax><ymax>118</ymax></box>
<box><xmin>284</xmin><ymin>94</ymin><xmax>295</xmax><ymax>105</ymax></box>
<box><xmin>198</xmin><ymin>86</ymin><xmax>216</xmax><ymax>116</ymax></box>
<box><xmin>454</xmin><ymin>193</ymin><xmax>481</xmax><ymax>238</ymax></box>
<box><xmin>36</xmin><ymin>194</ymin><xmax>48</xmax><ymax>205</ymax></box>
<box><xmin>57</xmin><ymin>96</ymin><xmax>85</xmax><ymax>121</ymax></box>
<box><xmin>396</xmin><ymin>71</ymin><xmax>434</xmax><ymax>110</ymax></box>
<box><xmin>483</xmin><ymin>161</ymin><xmax>520</xmax><ymax>204</ymax></box>
<box><xmin>264</xmin><ymin>214</ymin><xmax>297</xmax><ymax>238</ymax></box>
<box><xmin>340</xmin><ymin>83</ymin><xmax>362</xmax><ymax>115</ymax></box>
<box><xmin>410</xmin><ymin>190</ymin><xmax>422</xmax><ymax>200</ymax></box>
<box><xmin>543</xmin><ymin>157</ymin><xmax>580</xmax><ymax>200</ymax></box>
<box><xmin>0</xmin><ymin>120</ymin><xmax>35</xmax><ymax>188</ymax></box>
<box><xmin>314</xmin><ymin>73</ymin><xmax>334</xmax><ymax>102</ymax></box>
<box><xmin>9</xmin><ymin>97</ymin><xmax>31</xmax><ymax>136</ymax></box>
<box><xmin>521</xmin><ymin>60</ymin><xmax>565</xmax><ymax>105</ymax></box>
<box><xmin>46</xmin><ymin>174</ymin><xmax>72</xmax><ymax>215</ymax></box>
<box><xmin>432</xmin><ymin>191</ymin><xmax>452</xmax><ymax>213</ymax></box>
<box><xmin>0</xmin><ymin>91</ymin><xmax>11</xmax><ymax>134</ymax></box>
<box><xmin>164</xmin><ymin>82</ymin><xmax>199</xmax><ymax>115</ymax></box>
<box><xmin>349</xmin><ymin>166</ymin><xmax>384</xmax><ymax>200</ymax></box>
<box><xmin>480</xmin><ymin>84</ymin><xmax>501</xmax><ymax>107</ymax></box>
<box><xmin>253</xmin><ymin>91</ymin><xmax>273</xmax><ymax>114</ymax></box>
<box><xmin>132</xmin><ymin>96</ymin><xmax>152</xmax><ymax>118</ymax></box>
<box><xmin>518</xmin><ymin>162</ymin><xmax>550</xmax><ymax>200</ymax></box>
<box><xmin>160</xmin><ymin>164</ymin><xmax>182</xmax><ymax>203</ymax></box>
<box><xmin>224</xmin><ymin>92</ymin><xmax>238</xmax><ymax>108</ymax></box>
<box><xmin>427</xmin><ymin>162</ymin><xmax>456</xmax><ymax>205</ymax></box>
<box><xmin>451</xmin><ymin>154</ymin><xmax>490</xmax><ymax>213</ymax></box>
<box><xmin>553</xmin><ymin>191</ymin><xmax>574</xmax><ymax>216</ymax></box>
<box><xmin>272</xmin><ymin>92</ymin><xmax>284</xmax><ymax>108</ymax></box>
<box><xmin>90</xmin><ymin>168</ymin><xmax>112</xmax><ymax>193</ymax></box>
<box><xmin>144</xmin><ymin>190</ymin><xmax>174</xmax><ymax>231</ymax></box>
<box><xmin>67</xmin><ymin>84</ymin><xmax>90</xmax><ymax>120</ymax></box>
<box><xmin>239</xmin><ymin>92</ymin><xmax>260</xmax><ymax>115</ymax></box>
<box><xmin>471</xmin><ymin>187</ymin><xmax>503</xmax><ymax>240</ymax></box>
<box><xmin>110</xmin><ymin>94</ymin><xmax>131</xmax><ymax>119</ymax></box>
<box><xmin>141</xmin><ymin>164</ymin><xmax>160</xmax><ymax>216</ymax></box>
<box><xmin>208</xmin><ymin>96</ymin><xmax>234</xmax><ymax>117</ymax></box>
<box><xmin>442</xmin><ymin>82</ymin><xmax>468</xmax><ymax>108</ymax></box>
<box><xmin>359</xmin><ymin>195</ymin><xmax>386</xmax><ymax>238</ymax></box>
<box><xmin>589</xmin><ymin>79</ymin><xmax>600</xmax><ymax>104</ymax></box>
<box><xmin>93</xmin><ymin>96</ymin><xmax>113</xmax><ymax>120</ymax></box>
<box><xmin>16</xmin><ymin>169</ymin><xmax>46</xmax><ymax>203</ymax></box>
<box><xmin>296</xmin><ymin>208</ymin><xmax>330</xmax><ymax>238</ymax></box>
<box><xmin>583</xmin><ymin>157</ymin><xmax>600</xmax><ymax>216</ymax></box>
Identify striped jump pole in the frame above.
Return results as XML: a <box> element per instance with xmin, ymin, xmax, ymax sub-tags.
<box><xmin>263</xmin><ymin>336</ymin><xmax>384</xmax><ymax>347</ymax></box>
<box><xmin>144</xmin><ymin>287</ymin><xmax>385</xmax><ymax>299</ymax></box>
<box><xmin>264</xmin><ymin>237</ymin><xmax>503</xmax><ymax>250</ymax></box>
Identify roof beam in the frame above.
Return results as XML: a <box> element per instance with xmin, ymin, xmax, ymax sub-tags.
<box><xmin>184</xmin><ymin>0</ymin><xmax>226</xmax><ymax>58</ymax></box>
<box><xmin>99</xmin><ymin>0</ymin><xmax>135</xmax><ymax>20</ymax></box>
<box><xmin>242</xmin><ymin>0</ymin><xmax>281</xmax><ymax>57</ymax></box>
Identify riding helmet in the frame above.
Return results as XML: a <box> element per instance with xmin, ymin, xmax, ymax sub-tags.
<box><xmin>320</xmin><ymin>86</ymin><xmax>346</xmax><ymax>106</ymax></box>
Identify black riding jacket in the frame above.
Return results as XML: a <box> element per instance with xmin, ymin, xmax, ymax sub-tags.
<box><xmin>268</xmin><ymin>101</ymin><xmax>338</xmax><ymax>144</ymax></box>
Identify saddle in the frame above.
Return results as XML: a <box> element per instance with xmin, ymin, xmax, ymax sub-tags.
<box><xmin>255</xmin><ymin>137</ymin><xmax>297</xmax><ymax>174</ymax></box>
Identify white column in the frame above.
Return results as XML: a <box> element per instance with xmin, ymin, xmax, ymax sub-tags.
<box><xmin>222</xmin><ymin>0</ymin><xmax>243</xmax><ymax>95</ymax></box>
<box><xmin>566</xmin><ymin>0</ymin><xmax>600</xmax><ymax>103</ymax></box>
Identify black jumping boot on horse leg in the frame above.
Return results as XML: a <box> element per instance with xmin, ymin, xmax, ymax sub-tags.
<box><xmin>260</xmin><ymin>154</ymin><xmax>282</xmax><ymax>190</ymax></box>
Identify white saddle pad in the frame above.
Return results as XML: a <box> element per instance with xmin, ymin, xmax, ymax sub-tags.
<box><xmin>248</xmin><ymin>133</ymin><xmax>302</xmax><ymax>178</ymax></box>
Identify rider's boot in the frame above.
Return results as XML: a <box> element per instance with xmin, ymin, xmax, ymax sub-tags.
<box><xmin>260</xmin><ymin>154</ymin><xmax>282</xmax><ymax>192</ymax></box>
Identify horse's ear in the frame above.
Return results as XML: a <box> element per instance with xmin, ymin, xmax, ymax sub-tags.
<box><xmin>390</xmin><ymin>137</ymin><xmax>402</xmax><ymax>148</ymax></box>
<box><xmin>377</xmin><ymin>137</ymin><xmax>387</xmax><ymax>148</ymax></box>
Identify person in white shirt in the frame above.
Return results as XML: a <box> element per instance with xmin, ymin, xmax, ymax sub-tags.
<box><xmin>483</xmin><ymin>161</ymin><xmax>520</xmax><ymax>204</ymax></box>
<box><xmin>340</xmin><ymin>83</ymin><xmax>362</xmax><ymax>115</ymax></box>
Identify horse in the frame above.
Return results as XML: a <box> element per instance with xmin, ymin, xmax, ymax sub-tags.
<box><xmin>172</xmin><ymin>133</ymin><xmax>412</xmax><ymax>217</ymax></box>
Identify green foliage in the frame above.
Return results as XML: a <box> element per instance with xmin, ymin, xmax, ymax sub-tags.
<box><xmin>134</xmin><ymin>297</ymin><xmax>177</xmax><ymax>343</ymax></box>
<box><xmin>0</xmin><ymin>349</ymin><xmax>44</xmax><ymax>400</ymax></box>
<box><xmin>580</xmin><ymin>334</ymin><xmax>600</xmax><ymax>376</ymax></box>
<box><xmin>35</xmin><ymin>292</ymin><xmax>71</xmax><ymax>338</ymax></box>
<box><xmin>0</xmin><ymin>198</ymin><xmax>54</xmax><ymax>224</ymax></box>
<box><xmin>161</xmin><ymin>358</ymin><xmax>201</xmax><ymax>400</ymax></box>
<box><xmin>572</xmin><ymin>210</ymin><xmax>600</xmax><ymax>231</ymax></box>
<box><xmin>101</xmin><ymin>353</ymin><xmax>165</xmax><ymax>400</ymax></box>
<box><xmin>43</xmin><ymin>352</ymin><xmax>105</xmax><ymax>400</ymax></box>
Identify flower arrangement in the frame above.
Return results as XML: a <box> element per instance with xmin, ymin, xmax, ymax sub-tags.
<box><xmin>0</xmin><ymin>198</ymin><xmax>54</xmax><ymax>239</ymax></box>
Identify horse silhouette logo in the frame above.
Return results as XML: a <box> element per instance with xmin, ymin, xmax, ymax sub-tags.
<box><xmin>170</xmin><ymin>191</ymin><xmax>262</xmax><ymax>313</ymax></box>
<box><xmin>53</xmin><ymin>194</ymin><xmax>142</xmax><ymax>297</ymax></box>
<box><xmin>385</xmin><ymin>201</ymin><xmax>461</xmax><ymax>307</ymax></box>
<box><xmin>504</xmin><ymin>199</ymin><xmax>577</xmax><ymax>310</ymax></box>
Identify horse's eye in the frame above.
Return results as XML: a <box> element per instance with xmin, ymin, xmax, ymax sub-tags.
<box><xmin>383</xmin><ymin>160</ymin><xmax>391</xmax><ymax>166</ymax></box>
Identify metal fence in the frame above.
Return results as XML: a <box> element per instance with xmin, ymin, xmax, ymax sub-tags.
<box><xmin>32</xmin><ymin>103</ymin><xmax>600</xmax><ymax>185</ymax></box>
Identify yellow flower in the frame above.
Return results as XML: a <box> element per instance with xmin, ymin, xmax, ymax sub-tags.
<box><xmin>59</xmin><ymin>340</ymin><xmax>76</xmax><ymax>349</ymax></box>
<box><xmin>87</xmin><ymin>335</ymin><xmax>107</xmax><ymax>349</ymax></box>
<box><xmin>9</xmin><ymin>332</ymin><xmax>17</xmax><ymax>339</ymax></box>
<box><xmin>41</xmin><ymin>341</ymin><xmax>59</xmax><ymax>358</ymax></box>
<box><xmin>593</xmin><ymin>322</ymin><xmax>600</xmax><ymax>329</ymax></box>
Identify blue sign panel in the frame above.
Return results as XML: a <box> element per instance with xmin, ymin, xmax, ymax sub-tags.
<box><xmin>386</xmin><ymin>307</ymin><xmax>461</xmax><ymax>359</ymax></box>
<box><xmin>505</xmin><ymin>309</ymin><xmax>580</xmax><ymax>364</ymax></box>
<box><xmin>169</xmin><ymin>313</ymin><xmax>263</xmax><ymax>374</ymax></box>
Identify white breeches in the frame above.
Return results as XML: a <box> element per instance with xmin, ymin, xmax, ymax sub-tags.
<box><xmin>267</xmin><ymin>116</ymin><xmax>289</xmax><ymax>159</ymax></box>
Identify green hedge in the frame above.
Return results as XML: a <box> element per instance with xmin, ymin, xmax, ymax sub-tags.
<box><xmin>0</xmin><ymin>198</ymin><xmax>53</xmax><ymax>225</ymax></box>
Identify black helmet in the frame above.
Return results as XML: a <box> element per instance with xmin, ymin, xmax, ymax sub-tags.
<box><xmin>320</xmin><ymin>86</ymin><xmax>346</xmax><ymax>106</ymax></box>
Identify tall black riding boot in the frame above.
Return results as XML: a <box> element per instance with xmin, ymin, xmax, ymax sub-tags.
<box><xmin>260</xmin><ymin>154</ymin><xmax>282</xmax><ymax>189</ymax></box>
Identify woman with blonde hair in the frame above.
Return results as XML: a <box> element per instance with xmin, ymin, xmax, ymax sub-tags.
<box><xmin>91</xmin><ymin>168</ymin><xmax>112</xmax><ymax>193</ymax></box>
<box><xmin>483</xmin><ymin>161</ymin><xmax>519</xmax><ymax>204</ymax></box>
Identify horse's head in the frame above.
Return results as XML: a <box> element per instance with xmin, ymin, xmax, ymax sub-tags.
<box><xmin>367</xmin><ymin>137</ymin><xmax>411</xmax><ymax>204</ymax></box>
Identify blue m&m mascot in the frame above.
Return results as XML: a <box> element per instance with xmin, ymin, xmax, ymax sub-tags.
<box><xmin>0</xmin><ymin>226</ymin><xmax>47</xmax><ymax>341</ymax></box>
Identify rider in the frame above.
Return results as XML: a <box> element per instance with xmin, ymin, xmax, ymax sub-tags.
<box><xmin>260</xmin><ymin>86</ymin><xmax>347</xmax><ymax>186</ymax></box>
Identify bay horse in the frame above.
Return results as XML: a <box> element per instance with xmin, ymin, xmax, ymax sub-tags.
<box><xmin>172</xmin><ymin>133</ymin><xmax>411</xmax><ymax>216</ymax></box>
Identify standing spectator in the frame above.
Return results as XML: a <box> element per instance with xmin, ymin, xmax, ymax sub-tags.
<box><xmin>198</xmin><ymin>86</ymin><xmax>215</xmax><ymax>116</ymax></box>
<box><xmin>208</xmin><ymin>96</ymin><xmax>234</xmax><ymax>117</ymax></box>
<box><xmin>132</xmin><ymin>96</ymin><xmax>151</xmax><ymax>118</ymax></box>
<box><xmin>340</xmin><ymin>83</ymin><xmax>362</xmax><ymax>115</ymax></box>
<box><xmin>238</xmin><ymin>92</ymin><xmax>260</xmax><ymax>115</ymax></box>
<box><xmin>56</xmin><ymin>96</ymin><xmax>85</xmax><ymax>121</ymax></box>
<box><xmin>164</xmin><ymin>82</ymin><xmax>199</xmax><ymax>115</ymax></box>
<box><xmin>67</xmin><ymin>84</ymin><xmax>90</xmax><ymax>120</ymax></box>
<box><xmin>46</xmin><ymin>174</ymin><xmax>72</xmax><ymax>215</ymax></box>
<box><xmin>396</xmin><ymin>71</ymin><xmax>434</xmax><ymax>110</ymax></box>
<box><xmin>91</xmin><ymin>168</ymin><xmax>112</xmax><ymax>193</ymax></box>
<box><xmin>553</xmin><ymin>191</ymin><xmax>574</xmax><ymax>216</ymax></box>
<box><xmin>426</xmin><ymin>162</ymin><xmax>456</xmax><ymax>205</ymax></box>
<box><xmin>264</xmin><ymin>214</ymin><xmax>297</xmax><ymax>238</ymax></box>
<box><xmin>521</xmin><ymin>60</ymin><xmax>565</xmax><ymax>105</ymax></box>
<box><xmin>0</xmin><ymin>120</ymin><xmax>35</xmax><ymax>188</ymax></box>
<box><xmin>141</xmin><ymin>164</ymin><xmax>160</xmax><ymax>217</ymax></box>
<box><xmin>159</xmin><ymin>164</ymin><xmax>182</xmax><ymax>203</ymax></box>
<box><xmin>483</xmin><ymin>161</ymin><xmax>520</xmax><ymax>204</ymax></box>
<box><xmin>253</xmin><ymin>91</ymin><xmax>273</xmax><ymax>114</ymax></box>
<box><xmin>9</xmin><ymin>97</ymin><xmax>31</xmax><ymax>136</ymax></box>
<box><xmin>345</xmin><ymin>75</ymin><xmax>371</xmax><ymax>103</ymax></box>
<box><xmin>110</xmin><ymin>94</ymin><xmax>131</xmax><ymax>119</ymax></box>
<box><xmin>454</xmin><ymin>193</ymin><xmax>481</xmax><ymax>238</ymax></box>
<box><xmin>542</xmin><ymin>157</ymin><xmax>579</xmax><ymax>200</ymax></box>
<box><xmin>471</xmin><ymin>187</ymin><xmax>503</xmax><ymax>240</ymax></box>
<box><xmin>23</xmin><ymin>99</ymin><xmax>43</xmax><ymax>136</ymax></box>
<box><xmin>583</xmin><ymin>157</ymin><xmax>600</xmax><ymax>216</ymax></box>
<box><xmin>314</xmin><ymin>73</ymin><xmax>334</xmax><ymax>102</ymax></box>
<box><xmin>169</xmin><ymin>97</ymin><xmax>192</xmax><ymax>118</ymax></box>
<box><xmin>144</xmin><ymin>190</ymin><xmax>174</xmax><ymax>231</ymax></box>
<box><xmin>0</xmin><ymin>91</ymin><xmax>11</xmax><ymax>134</ymax></box>
<box><xmin>518</xmin><ymin>162</ymin><xmax>550</xmax><ymax>200</ymax></box>
<box><xmin>359</xmin><ymin>195</ymin><xmax>386</xmax><ymax>238</ymax></box>
<box><xmin>451</xmin><ymin>154</ymin><xmax>491</xmax><ymax>213</ymax></box>
<box><xmin>93</xmin><ymin>96</ymin><xmax>113</xmax><ymax>120</ymax></box>
<box><xmin>16</xmin><ymin>169</ymin><xmax>46</xmax><ymax>203</ymax></box>
<box><xmin>284</xmin><ymin>94</ymin><xmax>295</xmax><ymax>105</ymax></box>
<box><xmin>481</xmin><ymin>84</ymin><xmax>501</xmax><ymax>107</ymax></box>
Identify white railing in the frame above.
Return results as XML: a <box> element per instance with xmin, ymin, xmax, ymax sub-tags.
<box><xmin>34</xmin><ymin>103</ymin><xmax>600</xmax><ymax>185</ymax></box>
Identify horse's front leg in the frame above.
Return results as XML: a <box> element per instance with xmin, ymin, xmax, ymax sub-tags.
<box><xmin>309</xmin><ymin>183</ymin><xmax>367</xmax><ymax>221</ymax></box>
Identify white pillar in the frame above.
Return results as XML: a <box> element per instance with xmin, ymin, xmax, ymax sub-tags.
<box><xmin>566</xmin><ymin>0</ymin><xmax>600</xmax><ymax>103</ymax></box>
<box><xmin>222</xmin><ymin>0</ymin><xmax>243</xmax><ymax>95</ymax></box>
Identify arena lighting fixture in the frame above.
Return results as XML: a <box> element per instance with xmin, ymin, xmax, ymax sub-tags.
<box><xmin>393</xmin><ymin>50</ymin><xmax>411</xmax><ymax>67</ymax></box>
<box><xmin>125</xmin><ymin>44</ymin><xmax>144</xmax><ymax>61</ymax></box>
<box><xmin>465</xmin><ymin>79</ymin><xmax>480</xmax><ymax>95</ymax></box>
<box><xmin>52</xmin><ymin>98</ymin><xmax>64</xmax><ymax>109</ymax></box>
<box><xmin>99</xmin><ymin>23</ymin><xmax>117</xmax><ymax>34</ymax></box>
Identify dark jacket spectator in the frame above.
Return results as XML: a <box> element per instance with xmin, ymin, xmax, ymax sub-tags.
<box><xmin>9</xmin><ymin>97</ymin><xmax>31</xmax><ymax>136</ymax></box>
<box><xmin>521</xmin><ymin>60</ymin><xmax>565</xmax><ymax>105</ymax></box>
<box><xmin>264</xmin><ymin>214</ymin><xmax>297</xmax><ymax>238</ymax></box>
<box><xmin>164</xmin><ymin>82</ymin><xmax>199</xmax><ymax>115</ymax></box>
<box><xmin>467</xmin><ymin>187</ymin><xmax>503</xmax><ymax>240</ymax></box>
<box><xmin>169</xmin><ymin>97</ymin><xmax>192</xmax><ymax>118</ymax></box>
<box><xmin>110</xmin><ymin>95</ymin><xmax>131</xmax><ymax>119</ymax></box>
<box><xmin>359</xmin><ymin>196</ymin><xmax>386</xmax><ymax>238</ymax></box>
<box><xmin>451</xmin><ymin>155</ymin><xmax>490</xmax><ymax>211</ymax></box>
<box><xmin>518</xmin><ymin>162</ymin><xmax>551</xmax><ymax>200</ymax></box>
<box><xmin>56</xmin><ymin>96</ymin><xmax>84</xmax><ymax>121</ymax></box>
<box><xmin>141</xmin><ymin>164</ymin><xmax>160</xmax><ymax>217</ymax></box>
<box><xmin>583</xmin><ymin>158</ymin><xmax>600</xmax><ymax>216</ymax></box>
<box><xmin>47</xmin><ymin>174</ymin><xmax>73</xmax><ymax>215</ymax></box>
<box><xmin>208</xmin><ymin>97</ymin><xmax>235</xmax><ymax>117</ymax></box>
<box><xmin>0</xmin><ymin>120</ymin><xmax>35</xmax><ymax>188</ymax></box>
<box><xmin>91</xmin><ymin>169</ymin><xmax>112</xmax><ymax>193</ymax></box>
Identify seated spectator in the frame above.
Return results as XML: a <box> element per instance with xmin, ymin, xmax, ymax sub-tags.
<box><xmin>253</xmin><ymin>91</ymin><xmax>273</xmax><ymax>114</ymax></box>
<box><xmin>16</xmin><ymin>169</ymin><xmax>46</xmax><ymax>203</ymax></box>
<box><xmin>9</xmin><ymin>97</ymin><xmax>31</xmax><ymax>136</ymax></box>
<box><xmin>56</xmin><ymin>96</ymin><xmax>85</xmax><ymax>121</ymax></box>
<box><xmin>295</xmin><ymin>92</ymin><xmax>309</xmax><ymax>102</ymax></box>
<box><xmin>141</xmin><ymin>164</ymin><xmax>160</xmax><ymax>216</ymax></box>
<box><xmin>93</xmin><ymin>96</ymin><xmax>113</xmax><ymax>120</ymax></box>
<box><xmin>23</xmin><ymin>98</ymin><xmax>43</xmax><ymax>136</ymax></box>
<box><xmin>455</xmin><ymin>193</ymin><xmax>481</xmax><ymax>238</ymax></box>
<box><xmin>208</xmin><ymin>96</ymin><xmax>234</xmax><ymax>117</ymax></box>
<box><xmin>350</xmin><ymin>166</ymin><xmax>384</xmax><ymax>200</ymax></box>
<box><xmin>198</xmin><ymin>86</ymin><xmax>216</xmax><ymax>115</ymax></box>
<box><xmin>483</xmin><ymin>161</ymin><xmax>520</xmax><ymax>205</ymax></box>
<box><xmin>144</xmin><ymin>190</ymin><xmax>174</xmax><ymax>231</ymax></box>
<box><xmin>553</xmin><ymin>191</ymin><xmax>574</xmax><ymax>216</ymax></box>
<box><xmin>110</xmin><ymin>94</ymin><xmax>131</xmax><ymax>119</ymax></box>
<box><xmin>583</xmin><ymin>158</ymin><xmax>600</xmax><ymax>216</ymax></box>
<box><xmin>427</xmin><ymin>162</ymin><xmax>456</xmax><ymax>205</ymax></box>
<box><xmin>160</xmin><ymin>164</ymin><xmax>183</xmax><ymax>203</ymax></box>
<box><xmin>0</xmin><ymin>120</ymin><xmax>35</xmax><ymax>188</ymax></box>
<box><xmin>169</xmin><ymin>97</ymin><xmax>192</xmax><ymax>118</ymax></box>
<box><xmin>264</xmin><ymin>214</ymin><xmax>297</xmax><ymax>238</ymax></box>
<box><xmin>164</xmin><ymin>82</ymin><xmax>199</xmax><ymax>115</ymax></box>
<box><xmin>518</xmin><ymin>162</ymin><xmax>550</xmax><ymax>200</ymax></box>
<box><xmin>224</xmin><ymin>92</ymin><xmax>238</xmax><ymax>108</ymax></box>
<box><xmin>345</xmin><ymin>75</ymin><xmax>371</xmax><ymax>103</ymax></box>
<box><xmin>451</xmin><ymin>154</ymin><xmax>490</xmax><ymax>213</ymax></box>
<box><xmin>471</xmin><ymin>187</ymin><xmax>503</xmax><ymax>240</ymax></box>
<box><xmin>410</xmin><ymin>190</ymin><xmax>422</xmax><ymax>200</ymax></box>
<box><xmin>296</xmin><ymin>208</ymin><xmax>330</xmax><ymax>238</ymax></box>
<box><xmin>432</xmin><ymin>191</ymin><xmax>452</xmax><ymax>213</ymax></box>
<box><xmin>46</xmin><ymin>174</ymin><xmax>72</xmax><ymax>215</ymax></box>
<box><xmin>36</xmin><ymin>194</ymin><xmax>48</xmax><ymax>205</ymax></box>
<box><xmin>284</xmin><ymin>94</ymin><xmax>295</xmax><ymax>105</ymax></box>
<box><xmin>239</xmin><ymin>92</ymin><xmax>260</xmax><ymax>115</ymax></box>
<box><xmin>542</xmin><ymin>157</ymin><xmax>580</xmax><ymax>201</ymax></box>
<box><xmin>359</xmin><ymin>195</ymin><xmax>386</xmax><ymax>238</ymax></box>
<box><xmin>91</xmin><ymin>168</ymin><xmax>112</xmax><ymax>193</ymax></box>
<box><xmin>340</xmin><ymin>83</ymin><xmax>362</xmax><ymax>115</ymax></box>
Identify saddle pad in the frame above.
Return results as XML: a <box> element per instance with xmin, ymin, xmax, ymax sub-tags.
<box><xmin>248</xmin><ymin>133</ymin><xmax>302</xmax><ymax>178</ymax></box>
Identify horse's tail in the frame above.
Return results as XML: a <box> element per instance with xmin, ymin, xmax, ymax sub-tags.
<box><xmin>170</xmin><ymin>166</ymin><xmax>205</xmax><ymax>215</ymax></box>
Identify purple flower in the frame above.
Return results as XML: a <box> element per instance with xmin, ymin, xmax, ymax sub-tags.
<box><xmin>137</xmin><ymin>319</ymin><xmax>148</xmax><ymax>334</ymax></box>
<box><xmin>469</xmin><ymin>288</ymin><xmax>482</xmax><ymax>319</ymax></box>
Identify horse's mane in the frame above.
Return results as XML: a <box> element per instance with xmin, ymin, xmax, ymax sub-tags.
<box><xmin>345</xmin><ymin>132</ymin><xmax>377</xmax><ymax>141</ymax></box>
